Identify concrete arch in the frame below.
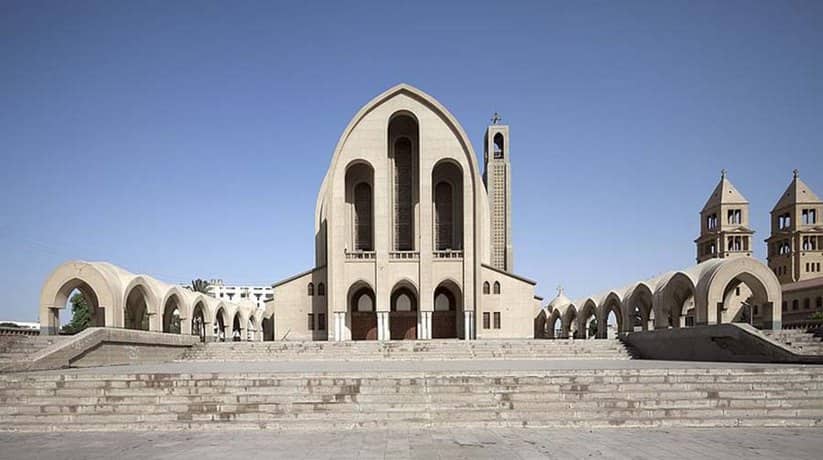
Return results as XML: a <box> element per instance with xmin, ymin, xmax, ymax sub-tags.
<box><xmin>561</xmin><ymin>305</ymin><xmax>578</xmax><ymax>339</ymax></box>
<box><xmin>599</xmin><ymin>291</ymin><xmax>626</xmax><ymax>338</ymax></box>
<box><xmin>624</xmin><ymin>282</ymin><xmax>654</xmax><ymax>331</ymax></box>
<box><xmin>654</xmin><ymin>271</ymin><xmax>696</xmax><ymax>329</ymax></box>
<box><xmin>122</xmin><ymin>276</ymin><xmax>164</xmax><ymax>331</ymax></box>
<box><xmin>39</xmin><ymin>261</ymin><xmax>122</xmax><ymax>335</ymax></box>
<box><xmin>696</xmin><ymin>257</ymin><xmax>782</xmax><ymax>329</ymax></box>
<box><xmin>576</xmin><ymin>299</ymin><xmax>599</xmax><ymax>339</ymax></box>
<box><xmin>546</xmin><ymin>308</ymin><xmax>562</xmax><ymax>339</ymax></box>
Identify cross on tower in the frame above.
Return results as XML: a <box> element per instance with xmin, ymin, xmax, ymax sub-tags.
<box><xmin>491</xmin><ymin>112</ymin><xmax>502</xmax><ymax>125</ymax></box>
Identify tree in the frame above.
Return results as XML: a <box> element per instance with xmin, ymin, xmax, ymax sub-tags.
<box><xmin>61</xmin><ymin>292</ymin><xmax>91</xmax><ymax>334</ymax></box>
<box><xmin>190</xmin><ymin>279</ymin><xmax>210</xmax><ymax>294</ymax></box>
<box><xmin>588</xmin><ymin>318</ymin><xmax>598</xmax><ymax>338</ymax></box>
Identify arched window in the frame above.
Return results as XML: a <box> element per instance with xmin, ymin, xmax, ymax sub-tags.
<box><xmin>317</xmin><ymin>283</ymin><xmax>325</xmax><ymax>296</ymax></box>
<box><xmin>493</xmin><ymin>281</ymin><xmax>501</xmax><ymax>295</ymax></box>
<box><xmin>354</xmin><ymin>182</ymin><xmax>373</xmax><ymax>250</ymax></box>
<box><xmin>307</xmin><ymin>282</ymin><xmax>314</xmax><ymax>296</ymax></box>
<box><xmin>394</xmin><ymin>137</ymin><xmax>413</xmax><ymax>250</ymax></box>
<box><xmin>493</xmin><ymin>133</ymin><xmax>504</xmax><ymax>159</ymax></box>
<box><xmin>435</xmin><ymin>181</ymin><xmax>453</xmax><ymax>250</ymax></box>
<box><xmin>483</xmin><ymin>281</ymin><xmax>490</xmax><ymax>295</ymax></box>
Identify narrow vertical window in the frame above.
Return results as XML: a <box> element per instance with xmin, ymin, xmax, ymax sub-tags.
<box><xmin>318</xmin><ymin>313</ymin><xmax>326</xmax><ymax>331</ymax></box>
<box><xmin>317</xmin><ymin>283</ymin><xmax>325</xmax><ymax>296</ymax></box>
<box><xmin>483</xmin><ymin>312</ymin><xmax>491</xmax><ymax>329</ymax></box>
<box><xmin>493</xmin><ymin>282</ymin><xmax>501</xmax><ymax>295</ymax></box>
<box><xmin>435</xmin><ymin>181</ymin><xmax>454</xmax><ymax>250</ymax></box>
<box><xmin>493</xmin><ymin>312</ymin><xmax>501</xmax><ymax>329</ymax></box>
<box><xmin>354</xmin><ymin>183</ymin><xmax>373</xmax><ymax>251</ymax></box>
<box><xmin>483</xmin><ymin>282</ymin><xmax>490</xmax><ymax>295</ymax></box>
<box><xmin>308</xmin><ymin>313</ymin><xmax>314</xmax><ymax>330</ymax></box>
<box><xmin>394</xmin><ymin>137</ymin><xmax>413</xmax><ymax>250</ymax></box>
<box><xmin>307</xmin><ymin>283</ymin><xmax>314</xmax><ymax>296</ymax></box>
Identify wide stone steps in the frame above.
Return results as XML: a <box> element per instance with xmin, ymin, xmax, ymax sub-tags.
<box><xmin>0</xmin><ymin>336</ymin><xmax>69</xmax><ymax>362</ymax></box>
<box><xmin>180</xmin><ymin>340</ymin><xmax>632</xmax><ymax>361</ymax></box>
<box><xmin>2</xmin><ymin>367</ymin><xmax>822</xmax><ymax>431</ymax></box>
<box><xmin>762</xmin><ymin>330</ymin><xmax>823</xmax><ymax>355</ymax></box>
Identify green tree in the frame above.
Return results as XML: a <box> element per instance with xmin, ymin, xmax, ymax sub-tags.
<box><xmin>190</xmin><ymin>279</ymin><xmax>210</xmax><ymax>294</ymax></box>
<box><xmin>810</xmin><ymin>311</ymin><xmax>823</xmax><ymax>321</ymax></box>
<box><xmin>61</xmin><ymin>292</ymin><xmax>91</xmax><ymax>334</ymax></box>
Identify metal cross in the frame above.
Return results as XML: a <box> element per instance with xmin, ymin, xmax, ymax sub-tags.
<box><xmin>491</xmin><ymin>112</ymin><xmax>501</xmax><ymax>125</ymax></box>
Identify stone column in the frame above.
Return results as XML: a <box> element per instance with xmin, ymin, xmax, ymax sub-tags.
<box><xmin>463</xmin><ymin>311</ymin><xmax>475</xmax><ymax>340</ymax></box>
<box><xmin>180</xmin><ymin>316</ymin><xmax>191</xmax><ymax>335</ymax></box>
<box><xmin>419</xmin><ymin>311</ymin><xmax>432</xmax><ymax>340</ymax></box>
<box><xmin>377</xmin><ymin>311</ymin><xmax>389</xmax><ymax>340</ymax></box>
<box><xmin>333</xmin><ymin>312</ymin><xmax>346</xmax><ymax>341</ymax></box>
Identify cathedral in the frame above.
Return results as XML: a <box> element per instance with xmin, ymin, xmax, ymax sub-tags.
<box><xmin>269</xmin><ymin>84</ymin><xmax>540</xmax><ymax>341</ymax></box>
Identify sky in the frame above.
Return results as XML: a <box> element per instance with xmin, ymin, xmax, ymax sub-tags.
<box><xmin>1</xmin><ymin>0</ymin><xmax>821</xmax><ymax>322</ymax></box>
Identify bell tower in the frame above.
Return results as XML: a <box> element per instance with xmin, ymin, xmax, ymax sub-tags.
<box><xmin>695</xmin><ymin>170</ymin><xmax>754</xmax><ymax>263</ymax></box>
<box><xmin>483</xmin><ymin>113</ymin><xmax>513</xmax><ymax>272</ymax></box>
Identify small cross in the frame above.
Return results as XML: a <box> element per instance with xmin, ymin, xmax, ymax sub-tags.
<box><xmin>721</xmin><ymin>169</ymin><xmax>727</xmax><ymax>179</ymax></box>
<box><xmin>491</xmin><ymin>112</ymin><xmax>501</xmax><ymax>125</ymax></box>
<box><xmin>556</xmin><ymin>285</ymin><xmax>564</xmax><ymax>295</ymax></box>
<box><xmin>793</xmin><ymin>169</ymin><xmax>799</xmax><ymax>179</ymax></box>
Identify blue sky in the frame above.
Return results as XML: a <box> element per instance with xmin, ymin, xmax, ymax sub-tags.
<box><xmin>1</xmin><ymin>1</ymin><xmax>821</xmax><ymax>322</ymax></box>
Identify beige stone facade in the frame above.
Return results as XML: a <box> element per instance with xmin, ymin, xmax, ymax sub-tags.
<box><xmin>270</xmin><ymin>84</ymin><xmax>539</xmax><ymax>341</ymax></box>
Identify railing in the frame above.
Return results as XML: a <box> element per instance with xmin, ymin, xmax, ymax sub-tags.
<box><xmin>433</xmin><ymin>250</ymin><xmax>463</xmax><ymax>260</ymax></box>
<box><xmin>0</xmin><ymin>327</ymin><xmax>39</xmax><ymax>336</ymax></box>
<box><xmin>345</xmin><ymin>250</ymin><xmax>376</xmax><ymax>261</ymax></box>
<box><xmin>781</xmin><ymin>319</ymin><xmax>823</xmax><ymax>331</ymax></box>
<box><xmin>389</xmin><ymin>251</ymin><xmax>419</xmax><ymax>261</ymax></box>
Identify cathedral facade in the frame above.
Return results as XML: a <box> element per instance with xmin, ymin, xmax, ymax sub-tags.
<box><xmin>269</xmin><ymin>84</ymin><xmax>540</xmax><ymax>341</ymax></box>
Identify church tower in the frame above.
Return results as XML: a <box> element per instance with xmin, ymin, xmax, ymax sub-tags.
<box><xmin>695</xmin><ymin>170</ymin><xmax>754</xmax><ymax>263</ymax></box>
<box><xmin>766</xmin><ymin>170</ymin><xmax>823</xmax><ymax>284</ymax></box>
<box><xmin>483</xmin><ymin>114</ymin><xmax>513</xmax><ymax>272</ymax></box>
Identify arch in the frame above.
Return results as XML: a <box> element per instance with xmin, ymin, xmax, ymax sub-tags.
<box><xmin>307</xmin><ymin>282</ymin><xmax>314</xmax><ymax>296</ymax></box>
<box><xmin>389</xmin><ymin>113</ymin><xmax>419</xmax><ymax>251</ymax></box>
<box><xmin>697</xmin><ymin>258</ymin><xmax>782</xmax><ymax>329</ymax></box>
<box><xmin>231</xmin><ymin>313</ymin><xmax>242</xmax><ymax>342</ymax></box>
<box><xmin>655</xmin><ymin>272</ymin><xmax>696</xmax><ymax>329</ymax></box>
<box><xmin>122</xmin><ymin>276</ymin><xmax>162</xmax><ymax>331</ymax></box>
<box><xmin>317</xmin><ymin>283</ymin><xmax>325</xmax><ymax>296</ymax></box>
<box><xmin>433</xmin><ymin>280</ymin><xmax>461</xmax><ymax>339</ymax></box>
<box><xmin>482</xmin><ymin>281</ymin><xmax>490</xmax><ymax>295</ymax></box>
<box><xmin>39</xmin><ymin>261</ymin><xmax>121</xmax><ymax>335</ymax></box>
<box><xmin>191</xmin><ymin>300</ymin><xmax>207</xmax><ymax>342</ymax></box>
<box><xmin>346</xmin><ymin>160</ymin><xmax>375</xmax><ymax>252</ymax></box>
<box><xmin>162</xmin><ymin>293</ymin><xmax>182</xmax><ymax>334</ymax></box>
<box><xmin>625</xmin><ymin>282</ymin><xmax>654</xmax><ymax>332</ymax></box>
<box><xmin>214</xmin><ymin>305</ymin><xmax>230</xmax><ymax>342</ymax></box>
<box><xmin>493</xmin><ymin>132</ymin><xmax>504</xmax><ymax>159</ymax></box>
<box><xmin>577</xmin><ymin>299</ymin><xmax>598</xmax><ymax>339</ymax></box>
<box><xmin>315</xmin><ymin>84</ymin><xmax>488</xmax><ymax>266</ymax></box>
<box><xmin>561</xmin><ymin>305</ymin><xmax>578</xmax><ymax>339</ymax></box>
<box><xmin>432</xmin><ymin>159</ymin><xmax>464</xmax><ymax>251</ymax></box>
<box><xmin>390</xmin><ymin>281</ymin><xmax>418</xmax><ymax>340</ymax></box>
<box><xmin>599</xmin><ymin>292</ymin><xmax>625</xmax><ymax>338</ymax></box>
<box><xmin>493</xmin><ymin>281</ymin><xmax>501</xmax><ymax>295</ymax></box>
<box><xmin>348</xmin><ymin>282</ymin><xmax>377</xmax><ymax>340</ymax></box>
<box><xmin>547</xmin><ymin>309</ymin><xmax>562</xmax><ymax>339</ymax></box>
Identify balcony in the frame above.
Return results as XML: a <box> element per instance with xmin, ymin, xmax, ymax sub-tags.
<box><xmin>389</xmin><ymin>251</ymin><xmax>419</xmax><ymax>261</ymax></box>
<box><xmin>433</xmin><ymin>250</ymin><xmax>463</xmax><ymax>260</ymax></box>
<box><xmin>345</xmin><ymin>250</ymin><xmax>375</xmax><ymax>261</ymax></box>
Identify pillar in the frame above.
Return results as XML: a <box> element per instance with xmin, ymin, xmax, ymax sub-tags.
<box><xmin>418</xmin><ymin>311</ymin><xmax>432</xmax><ymax>340</ymax></box>
<box><xmin>463</xmin><ymin>310</ymin><xmax>475</xmax><ymax>340</ymax></box>
<box><xmin>377</xmin><ymin>311</ymin><xmax>389</xmax><ymax>341</ymax></box>
<box><xmin>334</xmin><ymin>312</ymin><xmax>346</xmax><ymax>341</ymax></box>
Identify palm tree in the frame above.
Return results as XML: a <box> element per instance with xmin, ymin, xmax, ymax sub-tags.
<box><xmin>190</xmin><ymin>279</ymin><xmax>210</xmax><ymax>294</ymax></box>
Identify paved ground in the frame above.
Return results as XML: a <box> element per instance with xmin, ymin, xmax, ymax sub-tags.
<box><xmin>22</xmin><ymin>358</ymin><xmax>823</xmax><ymax>376</ymax></box>
<box><xmin>2</xmin><ymin>427</ymin><xmax>822</xmax><ymax>459</ymax></box>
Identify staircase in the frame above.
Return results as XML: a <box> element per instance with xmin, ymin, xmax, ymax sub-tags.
<box><xmin>0</xmin><ymin>336</ymin><xmax>69</xmax><ymax>367</ymax></box>
<box><xmin>179</xmin><ymin>339</ymin><xmax>633</xmax><ymax>362</ymax></box>
<box><xmin>1</xmin><ymin>366</ymin><xmax>822</xmax><ymax>431</ymax></box>
<box><xmin>762</xmin><ymin>329</ymin><xmax>823</xmax><ymax>355</ymax></box>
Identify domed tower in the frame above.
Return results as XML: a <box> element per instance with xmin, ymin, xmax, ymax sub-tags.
<box><xmin>695</xmin><ymin>170</ymin><xmax>754</xmax><ymax>263</ymax></box>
